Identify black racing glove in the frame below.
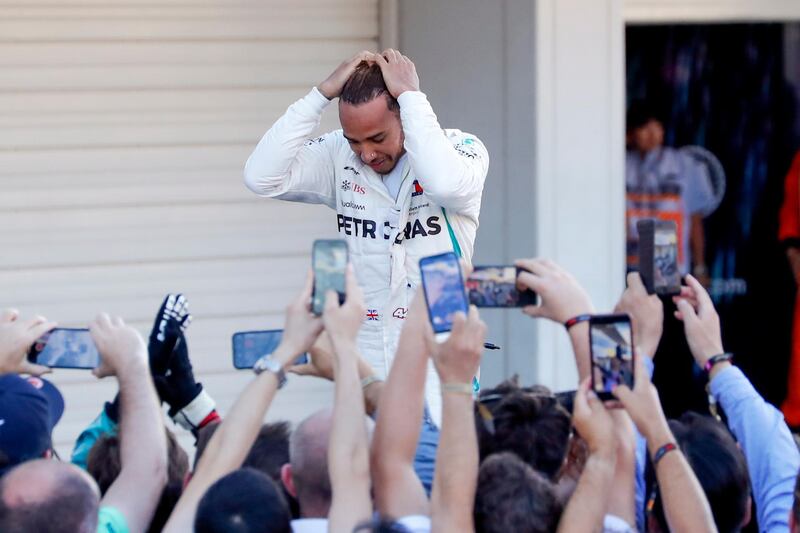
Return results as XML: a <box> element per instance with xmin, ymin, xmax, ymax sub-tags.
<box><xmin>149</xmin><ymin>293</ymin><xmax>191</xmax><ymax>378</ymax></box>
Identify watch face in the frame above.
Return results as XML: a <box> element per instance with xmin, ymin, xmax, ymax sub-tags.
<box><xmin>254</xmin><ymin>355</ymin><xmax>286</xmax><ymax>388</ymax></box>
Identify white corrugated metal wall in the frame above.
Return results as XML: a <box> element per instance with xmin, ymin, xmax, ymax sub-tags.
<box><xmin>0</xmin><ymin>0</ymin><xmax>379</xmax><ymax>456</ymax></box>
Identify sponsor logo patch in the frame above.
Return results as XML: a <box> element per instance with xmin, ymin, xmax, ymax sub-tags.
<box><xmin>341</xmin><ymin>179</ymin><xmax>366</xmax><ymax>194</ymax></box>
<box><xmin>392</xmin><ymin>307</ymin><xmax>408</xmax><ymax>319</ymax></box>
<box><xmin>340</xmin><ymin>200</ymin><xmax>366</xmax><ymax>211</ymax></box>
<box><xmin>336</xmin><ymin>215</ymin><xmax>442</xmax><ymax>242</ymax></box>
<box><xmin>344</xmin><ymin>165</ymin><xmax>361</xmax><ymax>176</ymax></box>
<box><xmin>411</xmin><ymin>180</ymin><xmax>424</xmax><ymax>197</ymax></box>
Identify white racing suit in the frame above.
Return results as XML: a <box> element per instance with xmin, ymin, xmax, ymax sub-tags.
<box><xmin>244</xmin><ymin>87</ymin><xmax>489</xmax><ymax>424</ymax></box>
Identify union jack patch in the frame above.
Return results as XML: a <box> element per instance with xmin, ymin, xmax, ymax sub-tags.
<box><xmin>366</xmin><ymin>309</ymin><xmax>380</xmax><ymax>321</ymax></box>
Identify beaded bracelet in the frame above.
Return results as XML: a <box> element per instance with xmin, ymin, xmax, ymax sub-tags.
<box><xmin>564</xmin><ymin>314</ymin><xmax>592</xmax><ymax>330</ymax></box>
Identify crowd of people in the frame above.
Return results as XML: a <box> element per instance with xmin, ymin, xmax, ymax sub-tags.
<box><xmin>0</xmin><ymin>259</ymin><xmax>798</xmax><ymax>532</ymax></box>
<box><xmin>2</xmin><ymin>48</ymin><xmax>799</xmax><ymax>533</ymax></box>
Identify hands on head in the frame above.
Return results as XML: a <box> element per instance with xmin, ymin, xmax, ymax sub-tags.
<box><xmin>318</xmin><ymin>49</ymin><xmax>419</xmax><ymax>100</ymax></box>
<box><xmin>0</xmin><ymin>309</ymin><xmax>56</xmax><ymax>376</ymax></box>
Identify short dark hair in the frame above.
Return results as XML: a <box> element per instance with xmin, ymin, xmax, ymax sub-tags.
<box><xmin>0</xmin><ymin>465</ymin><xmax>99</xmax><ymax>533</ymax></box>
<box><xmin>651</xmin><ymin>413</ymin><xmax>751</xmax><ymax>533</ymax></box>
<box><xmin>87</xmin><ymin>430</ymin><xmax>188</xmax><ymax>533</ymax></box>
<box><xmin>353</xmin><ymin>516</ymin><xmax>411</xmax><ymax>532</ymax></box>
<box><xmin>626</xmin><ymin>100</ymin><xmax>662</xmax><ymax>133</ymax></box>
<box><xmin>474</xmin><ymin>452</ymin><xmax>562</xmax><ymax>533</ymax></box>
<box><xmin>195</xmin><ymin>468</ymin><xmax>292</xmax><ymax>533</ymax></box>
<box><xmin>340</xmin><ymin>61</ymin><xmax>399</xmax><ymax>113</ymax></box>
<box><xmin>475</xmin><ymin>380</ymin><xmax>572</xmax><ymax>479</ymax></box>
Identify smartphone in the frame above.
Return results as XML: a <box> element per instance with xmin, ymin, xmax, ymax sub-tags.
<box><xmin>232</xmin><ymin>330</ymin><xmax>309</xmax><ymax>369</ymax></box>
<box><xmin>589</xmin><ymin>314</ymin><xmax>634</xmax><ymax>400</ymax></box>
<box><xmin>637</xmin><ymin>219</ymin><xmax>681</xmax><ymax>296</ymax></box>
<box><xmin>312</xmin><ymin>239</ymin><xmax>348</xmax><ymax>315</ymax></box>
<box><xmin>467</xmin><ymin>266</ymin><xmax>537</xmax><ymax>307</ymax></box>
<box><xmin>419</xmin><ymin>252</ymin><xmax>469</xmax><ymax>342</ymax></box>
<box><xmin>28</xmin><ymin>328</ymin><xmax>100</xmax><ymax>369</ymax></box>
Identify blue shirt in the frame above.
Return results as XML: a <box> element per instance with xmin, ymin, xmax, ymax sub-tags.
<box><xmin>710</xmin><ymin>366</ymin><xmax>799</xmax><ymax>533</ymax></box>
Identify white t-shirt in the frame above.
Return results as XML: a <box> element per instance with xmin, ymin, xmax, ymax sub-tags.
<box><xmin>395</xmin><ymin>515</ymin><xmax>432</xmax><ymax>532</ymax></box>
<box><xmin>381</xmin><ymin>154</ymin><xmax>408</xmax><ymax>201</ymax></box>
<box><xmin>291</xmin><ymin>518</ymin><xmax>327</xmax><ymax>533</ymax></box>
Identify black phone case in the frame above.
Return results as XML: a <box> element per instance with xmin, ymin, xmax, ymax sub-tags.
<box><xmin>467</xmin><ymin>266</ymin><xmax>537</xmax><ymax>308</ymax></box>
<box><xmin>636</xmin><ymin>219</ymin><xmax>681</xmax><ymax>296</ymax></box>
<box><xmin>589</xmin><ymin>314</ymin><xmax>635</xmax><ymax>400</ymax></box>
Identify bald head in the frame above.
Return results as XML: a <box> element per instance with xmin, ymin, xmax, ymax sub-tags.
<box><xmin>0</xmin><ymin>460</ymin><xmax>100</xmax><ymax>533</ymax></box>
<box><xmin>289</xmin><ymin>409</ymin><xmax>334</xmax><ymax>517</ymax></box>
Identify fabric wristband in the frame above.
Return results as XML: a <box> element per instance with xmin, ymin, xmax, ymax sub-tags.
<box><xmin>564</xmin><ymin>314</ymin><xmax>592</xmax><ymax>330</ymax></box>
<box><xmin>441</xmin><ymin>382</ymin><xmax>474</xmax><ymax>396</ymax></box>
<box><xmin>704</xmin><ymin>353</ymin><xmax>733</xmax><ymax>374</ymax></box>
<box><xmin>652</xmin><ymin>442</ymin><xmax>678</xmax><ymax>466</ymax></box>
<box><xmin>360</xmin><ymin>375</ymin><xmax>383</xmax><ymax>389</ymax></box>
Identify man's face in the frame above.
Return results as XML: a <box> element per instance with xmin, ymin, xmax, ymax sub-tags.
<box><xmin>339</xmin><ymin>96</ymin><xmax>404</xmax><ymax>175</ymax></box>
<box><xmin>630</xmin><ymin>119</ymin><xmax>664</xmax><ymax>154</ymax></box>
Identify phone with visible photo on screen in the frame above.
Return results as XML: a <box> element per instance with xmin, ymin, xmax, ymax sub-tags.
<box><xmin>637</xmin><ymin>219</ymin><xmax>681</xmax><ymax>296</ymax></box>
<box><xmin>232</xmin><ymin>330</ymin><xmax>308</xmax><ymax>369</ymax></box>
<box><xmin>419</xmin><ymin>252</ymin><xmax>469</xmax><ymax>342</ymax></box>
<box><xmin>311</xmin><ymin>239</ymin><xmax>348</xmax><ymax>316</ymax></box>
<box><xmin>466</xmin><ymin>266</ymin><xmax>537</xmax><ymax>308</ymax></box>
<box><xmin>28</xmin><ymin>328</ymin><xmax>100</xmax><ymax>369</ymax></box>
<box><xmin>589</xmin><ymin>314</ymin><xmax>635</xmax><ymax>401</ymax></box>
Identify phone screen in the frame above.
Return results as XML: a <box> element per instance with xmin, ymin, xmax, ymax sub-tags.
<box><xmin>419</xmin><ymin>252</ymin><xmax>469</xmax><ymax>334</ymax></box>
<box><xmin>232</xmin><ymin>330</ymin><xmax>308</xmax><ymax>369</ymax></box>
<box><xmin>653</xmin><ymin>225</ymin><xmax>681</xmax><ymax>293</ymax></box>
<box><xmin>29</xmin><ymin>328</ymin><xmax>100</xmax><ymax>369</ymax></box>
<box><xmin>467</xmin><ymin>266</ymin><xmax>537</xmax><ymax>307</ymax></box>
<box><xmin>589</xmin><ymin>315</ymin><xmax>634</xmax><ymax>397</ymax></box>
<box><xmin>312</xmin><ymin>240</ymin><xmax>348</xmax><ymax>315</ymax></box>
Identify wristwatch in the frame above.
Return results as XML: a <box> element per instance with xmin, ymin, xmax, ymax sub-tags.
<box><xmin>253</xmin><ymin>354</ymin><xmax>287</xmax><ymax>389</ymax></box>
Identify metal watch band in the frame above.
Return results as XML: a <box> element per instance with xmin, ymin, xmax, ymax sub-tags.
<box><xmin>253</xmin><ymin>355</ymin><xmax>287</xmax><ymax>389</ymax></box>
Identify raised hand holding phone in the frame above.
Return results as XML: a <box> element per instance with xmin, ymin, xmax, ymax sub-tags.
<box><xmin>514</xmin><ymin>258</ymin><xmax>594</xmax><ymax>322</ymax></box>
<box><xmin>589</xmin><ymin>314</ymin><xmax>635</xmax><ymax>400</ymax></box>
<box><xmin>426</xmin><ymin>305</ymin><xmax>486</xmax><ymax>387</ymax></box>
<box><xmin>322</xmin><ymin>264</ymin><xmax>366</xmax><ymax>355</ymax></box>
<box><xmin>312</xmin><ymin>239</ymin><xmax>348</xmax><ymax>316</ymax></box>
<box><xmin>276</xmin><ymin>270</ymin><xmax>324</xmax><ymax>367</ymax></box>
<box><xmin>0</xmin><ymin>309</ymin><xmax>55</xmax><ymax>376</ymax></box>
<box><xmin>614</xmin><ymin>272</ymin><xmax>663</xmax><ymax>359</ymax></box>
<box><xmin>89</xmin><ymin>314</ymin><xmax>149</xmax><ymax>379</ymax></box>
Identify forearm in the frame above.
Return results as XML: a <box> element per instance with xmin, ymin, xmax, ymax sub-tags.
<box><xmin>431</xmin><ymin>393</ymin><xmax>477</xmax><ymax>533</ymax></box>
<box><xmin>358</xmin><ymin>358</ymin><xmax>383</xmax><ymax>416</ymax></box>
<box><xmin>607</xmin><ymin>419</ymin><xmax>637</xmax><ymax>527</ymax></box>
<box><xmin>243</xmin><ymin>87</ymin><xmax>329</xmax><ymax>195</ymax></box>
<box><xmin>328</xmin><ymin>342</ymin><xmax>371</xmax><ymax>529</ymax></box>
<box><xmin>647</xmin><ymin>424</ymin><xmax>715</xmax><ymax>533</ymax></box>
<box><xmin>106</xmin><ymin>362</ymin><xmax>168</xmax><ymax>532</ymax></box>
<box><xmin>164</xmin><ymin>370</ymin><xmax>280</xmax><ymax>532</ymax></box>
<box><xmin>711</xmin><ymin>365</ymin><xmax>800</xmax><ymax>530</ymax></box>
<box><xmin>557</xmin><ymin>451</ymin><xmax>616</xmax><ymax>533</ymax></box>
<box><xmin>568</xmin><ymin>323</ymin><xmax>591</xmax><ymax>381</ymax></box>
<box><xmin>398</xmin><ymin>91</ymin><xmax>487</xmax><ymax>210</ymax></box>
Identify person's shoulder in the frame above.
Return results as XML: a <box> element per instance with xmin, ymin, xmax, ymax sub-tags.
<box><xmin>443</xmin><ymin>129</ymin><xmax>488</xmax><ymax>160</ymax></box>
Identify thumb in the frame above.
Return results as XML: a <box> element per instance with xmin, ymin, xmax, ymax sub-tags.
<box><xmin>20</xmin><ymin>361</ymin><xmax>52</xmax><ymax>377</ymax></box>
<box><xmin>612</xmin><ymin>383</ymin><xmax>633</xmax><ymax>406</ymax></box>
<box><xmin>675</xmin><ymin>298</ymin><xmax>698</xmax><ymax>324</ymax></box>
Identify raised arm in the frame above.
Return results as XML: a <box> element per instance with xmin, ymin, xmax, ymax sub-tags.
<box><xmin>614</xmin><ymin>354</ymin><xmax>717</xmax><ymax>533</ymax></box>
<box><xmin>371</xmin><ymin>291</ymin><xmax>431</xmax><ymax>518</ymax></box>
<box><xmin>243</xmin><ymin>52</ymin><xmax>373</xmax><ymax>205</ymax></box>
<box><xmin>557</xmin><ymin>379</ymin><xmax>617</xmax><ymax>533</ymax></box>
<box><xmin>428</xmin><ymin>306</ymin><xmax>486</xmax><ymax>533</ymax></box>
<box><xmin>676</xmin><ymin>274</ymin><xmax>800</xmax><ymax>531</ymax></box>
<box><xmin>89</xmin><ymin>314</ymin><xmax>168</xmax><ymax>533</ymax></box>
<box><xmin>324</xmin><ymin>266</ymin><xmax>373</xmax><ymax>532</ymax></box>
<box><xmin>514</xmin><ymin>258</ymin><xmax>595</xmax><ymax>381</ymax></box>
<box><xmin>376</xmin><ymin>50</ymin><xmax>489</xmax><ymax>213</ymax></box>
<box><xmin>163</xmin><ymin>273</ymin><xmax>323</xmax><ymax>532</ymax></box>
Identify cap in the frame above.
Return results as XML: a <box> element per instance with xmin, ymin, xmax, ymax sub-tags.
<box><xmin>0</xmin><ymin>374</ymin><xmax>64</xmax><ymax>470</ymax></box>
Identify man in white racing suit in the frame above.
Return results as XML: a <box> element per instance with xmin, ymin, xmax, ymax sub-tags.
<box><xmin>243</xmin><ymin>50</ymin><xmax>489</xmax><ymax>422</ymax></box>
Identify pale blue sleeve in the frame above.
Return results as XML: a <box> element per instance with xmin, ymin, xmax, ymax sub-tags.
<box><xmin>680</xmin><ymin>152</ymin><xmax>716</xmax><ymax>216</ymax></box>
<box><xmin>711</xmin><ymin>366</ymin><xmax>799</xmax><ymax>533</ymax></box>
